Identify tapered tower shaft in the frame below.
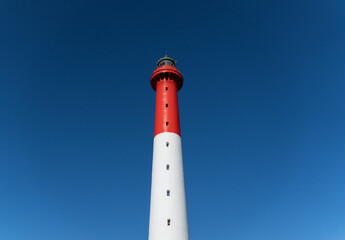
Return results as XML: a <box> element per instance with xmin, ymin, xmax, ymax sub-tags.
<box><xmin>148</xmin><ymin>56</ymin><xmax>189</xmax><ymax>240</ymax></box>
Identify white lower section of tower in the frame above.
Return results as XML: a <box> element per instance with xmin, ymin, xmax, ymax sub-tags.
<box><xmin>148</xmin><ymin>132</ymin><xmax>189</xmax><ymax>240</ymax></box>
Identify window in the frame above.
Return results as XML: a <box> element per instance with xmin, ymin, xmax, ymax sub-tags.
<box><xmin>167</xmin><ymin>219</ymin><xmax>171</xmax><ymax>226</ymax></box>
<box><xmin>165</xmin><ymin>87</ymin><xmax>168</xmax><ymax>91</ymax></box>
<box><xmin>166</xmin><ymin>164</ymin><xmax>170</xmax><ymax>170</ymax></box>
<box><xmin>166</xmin><ymin>104</ymin><xmax>168</xmax><ymax>108</ymax></box>
<box><xmin>166</xmin><ymin>142</ymin><xmax>169</xmax><ymax>147</ymax></box>
<box><xmin>167</xmin><ymin>190</ymin><xmax>170</xmax><ymax>196</ymax></box>
<box><xmin>166</xmin><ymin>122</ymin><xmax>169</xmax><ymax>126</ymax></box>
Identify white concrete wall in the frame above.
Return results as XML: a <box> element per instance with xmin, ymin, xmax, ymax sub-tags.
<box><xmin>148</xmin><ymin>132</ymin><xmax>189</xmax><ymax>240</ymax></box>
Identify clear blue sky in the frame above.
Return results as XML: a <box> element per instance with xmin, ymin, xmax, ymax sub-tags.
<box><xmin>0</xmin><ymin>0</ymin><xmax>344</xmax><ymax>239</ymax></box>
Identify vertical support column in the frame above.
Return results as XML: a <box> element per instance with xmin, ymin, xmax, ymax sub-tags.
<box><xmin>149</xmin><ymin>56</ymin><xmax>188</xmax><ymax>240</ymax></box>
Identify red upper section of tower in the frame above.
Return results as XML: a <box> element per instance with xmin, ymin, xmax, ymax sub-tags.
<box><xmin>151</xmin><ymin>56</ymin><xmax>183</xmax><ymax>137</ymax></box>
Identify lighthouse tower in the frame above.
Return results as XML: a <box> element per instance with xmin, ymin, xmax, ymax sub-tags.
<box><xmin>148</xmin><ymin>55</ymin><xmax>189</xmax><ymax>240</ymax></box>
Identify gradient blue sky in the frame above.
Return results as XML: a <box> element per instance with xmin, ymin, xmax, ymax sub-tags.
<box><xmin>1</xmin><ymin>0</ymin><xmax>345</xmax><ymax>239</ymax></box>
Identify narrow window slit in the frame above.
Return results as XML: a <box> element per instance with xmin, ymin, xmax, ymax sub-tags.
<box><xmin>166</xmin><ymin>164</ymin><xmax>170</xmax><ymax>170</ymax></box>
<box><xmin>165</xmin><ymin>87</ymin><xmax>168</xmax><ymax>91</ymax></box>
<box><xmin>167</xmin><ymin>190</ymin><xmax>170</xmax><ymax>196</ymax></box>
<box><xmin>166</xmin><ymin>122</ymin><xmax>169</xmax><ymax>126</ymax></box>
<box><xmin>166</xmin><ymin>104</ymin><xmax>168</xmax><ymax>108</ymax></box>
<box><xmin>167</xmin><ymin>219</ymin><xmax>171</xmax><ymax>226</ymax></box>
<box><xmin>166</xmin><ymin>142</ymin><xmax>169</xmax><ymax>147</ymax></box>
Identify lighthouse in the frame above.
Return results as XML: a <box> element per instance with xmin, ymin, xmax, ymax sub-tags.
<box><xmin>148</xmin><ymin>55</ymin><xmax>189</xmax><ymax>240</ymax></box>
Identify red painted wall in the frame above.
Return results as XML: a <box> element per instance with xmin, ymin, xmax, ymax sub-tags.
<box><xmin>154</xmin><ymin>79</ymin><xmax>181</xmax><ymax>136</ymax></box>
